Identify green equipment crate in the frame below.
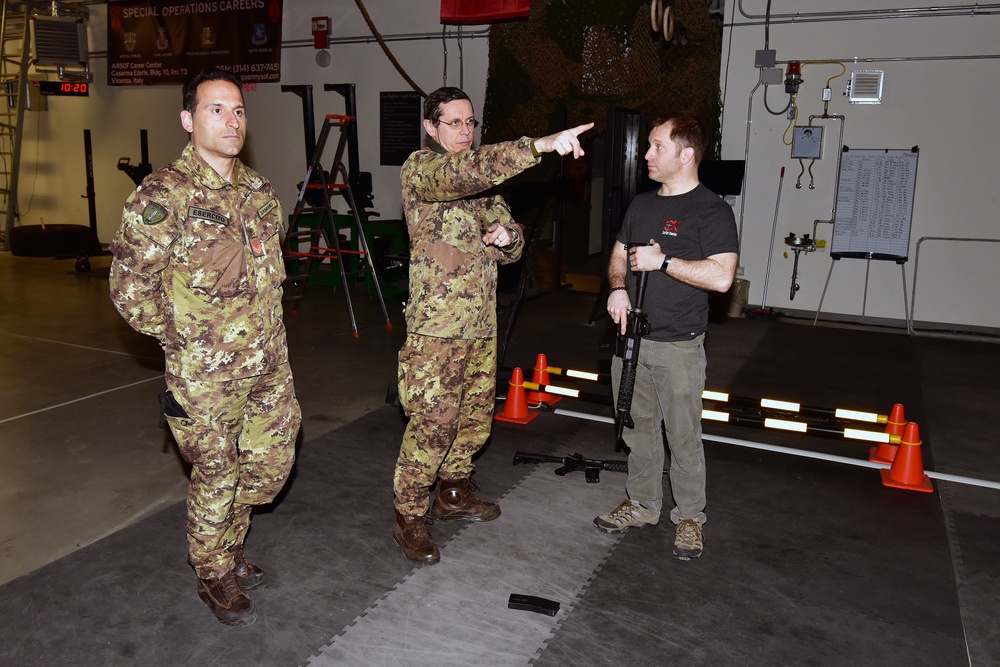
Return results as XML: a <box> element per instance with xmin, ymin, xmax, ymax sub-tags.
<box><xmin>284</xmin><ymin>212</ymin><xmax>361</xmax><ymax>288</ymax></box>
<box><xmin>363</xmin><ymin>218</ymin><xmax>409</xmax><ymax>300</ymax></box>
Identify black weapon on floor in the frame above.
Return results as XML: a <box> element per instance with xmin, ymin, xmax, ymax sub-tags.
<box><xmin>513</xmin><ymin>451</ymin><xmax>628</xmax><ymax>483</ymax></box>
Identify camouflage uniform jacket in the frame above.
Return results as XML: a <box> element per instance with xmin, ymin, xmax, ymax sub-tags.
<box><xmin>402</xmin><ymin>136</ymin><xmax>539</xmax><ymax>339</ymax></box>
<box><xmin>109</xmin><ymin>143</ymin><xmax>288</xmax><ymax>381</ymax></box>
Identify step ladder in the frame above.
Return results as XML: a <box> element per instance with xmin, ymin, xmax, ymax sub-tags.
<box><xmin>281</xmin><ymin>114</ymin><xmax>391</xmax><ymax>338</ymax></box>
<box><xmin>0</xmin><ymin>0</ymin><xmax>30</xmax><ymax>249</ymax></box>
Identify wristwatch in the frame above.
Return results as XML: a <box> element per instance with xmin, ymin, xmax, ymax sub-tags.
<box><xmin>660</xmin><ymin>255</ymin><xmax>672</xmax><ymax>272</ymax></box>
<box><xmin>505</xmin><ymin>226</ymin><xmax>520</xmax><ymax>246</ymax></box>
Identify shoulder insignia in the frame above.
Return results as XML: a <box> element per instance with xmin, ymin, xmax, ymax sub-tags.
<box><xmin>257</xmin><ymin>199</ymin><xmax>277</xmax><ymax>218</ymax></box>
<box><xmin>187</xmin><ymin>206</ymin><xmax>229</xmax><ymax>225</ymax></box>
<box><xmin>142</xmin><ymin>202</ymin><xmax>169</xmax><ymax>225</ymax></box>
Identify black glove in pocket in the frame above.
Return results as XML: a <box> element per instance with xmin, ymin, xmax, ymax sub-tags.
<box><xmin>158</xmin><ymin>390</ymin><xmax>190</xmax><ymax>428</ymax></box>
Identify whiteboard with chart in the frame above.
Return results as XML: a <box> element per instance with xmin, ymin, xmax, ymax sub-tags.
<box><xmin>831</xmin><ymin>147</ymin><xmax>919</xmax><ymax>263</ymax></box>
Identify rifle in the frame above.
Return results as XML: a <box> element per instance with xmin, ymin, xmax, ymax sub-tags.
<box><xmin>614</xmin><ymin>255</ymin><xmax>651</xmax><ymax>450</ymax></box>
<box><xmin>513</xmin><ymin>451</ymin><xmax>628</xmax><ymax>483</ymax></box>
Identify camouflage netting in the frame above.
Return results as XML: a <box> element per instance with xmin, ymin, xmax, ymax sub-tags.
<box><xmin>481</xmin><ymin>0</ymin><xmax>723</xmax><ymax>295</ymax></box>
<box><xmin>483</xmin><ymin>0</ymin><xmax>722</xmax><ymax>151</ymax></box>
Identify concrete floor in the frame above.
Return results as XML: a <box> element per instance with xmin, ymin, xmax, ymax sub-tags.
<box><xmin>2</xmin><ymin>249</ymin><xmax>999</xmax><ymax>666</ymax></box>
<box><xmin>0</xmin><ymin>249</ymin><xmax>618</xmax><ymax>586</ymax></box>
<box><xmin>0</xmin><ymin>250</ymin><xmax>406</xmax><ymax>585</ymax></box>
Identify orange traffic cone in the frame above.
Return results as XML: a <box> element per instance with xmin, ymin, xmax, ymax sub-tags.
<box><xmin>526</xmin><ymin>353</ymin><xmax>561</xmax><ymax>406</ymax></box>
<box><xmin>880</xmin><ymin>422</ymin><xmax>933</xmax><ymax>493</ymax></box>
<box><xmin>495</xmin><ymin>367</ymin><xmax>539</xmax><ymax>424</ymax></box>
<box><xmin>869</xmin><ymin>403</ymin><xmax>905</xmax><ymax>463</ymax></box>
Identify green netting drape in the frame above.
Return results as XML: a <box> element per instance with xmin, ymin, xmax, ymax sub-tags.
<box><xmin>482</xmin><ymin>0</ymin><xmax>722</xmax><ymax>154</ymax></box>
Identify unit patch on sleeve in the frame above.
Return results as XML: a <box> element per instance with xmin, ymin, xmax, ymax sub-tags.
<box><xmin>142</xmin><ymin>202</ymin><xmax>169</xmax><ymax>225</ymax></box>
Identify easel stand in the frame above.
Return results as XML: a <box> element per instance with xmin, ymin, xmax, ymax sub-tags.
<box><xmin>817</xmin><ymin>146</ymin><xmax>919</xmax><ymax>327</ymax></box>
<box><xmin>282</xmin><ymin>114</ymin><xmax>391</xmax><ymax>338</ymax></box>
<box><xmin>813</xmin><ymin>255</ymin><xmax>910</xmax><ymax>326</ymax></box>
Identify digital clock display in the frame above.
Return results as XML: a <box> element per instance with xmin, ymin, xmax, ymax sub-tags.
<box><xmin>38</xmin><ymin>81</ymin><xmax>89</xmax><ymax>97</ymax></box>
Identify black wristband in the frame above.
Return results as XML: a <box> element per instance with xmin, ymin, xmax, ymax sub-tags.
<box><xmin>610</xmin><ymin>286</ymin><xmax>628</xmax><ymax>293</ymax></box>
<box><xmin>660</xmin><ymin>255</ymin><xmax>672</xmax><ymax>272</ymax></box>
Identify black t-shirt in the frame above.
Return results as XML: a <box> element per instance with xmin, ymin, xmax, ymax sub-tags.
<box><xmin>616</xmin><ymin>184</ymin><xmax>739</xmax><ymax>341</ymax></box>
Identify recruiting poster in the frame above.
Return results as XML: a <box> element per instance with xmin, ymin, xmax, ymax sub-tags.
<box><xmin>108</xmin><ymin>0</ymin><xmax>283</xmax><ymax>85</ymax></box>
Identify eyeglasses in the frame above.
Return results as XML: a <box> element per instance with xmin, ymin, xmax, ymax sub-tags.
<box><xmin>435</xmin><ymin>118</ymin><xmax>479</xmax><ymax>129</ymax></box>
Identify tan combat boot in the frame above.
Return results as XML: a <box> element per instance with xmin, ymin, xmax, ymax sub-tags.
<box><xmin>430</xmin><ymin>477</ymin><xmax>501</xmax><ymax>522</ymax></box>
<box><xmin>197</xmin><ymin>571</ymin><xmax>257</xmax><ymax>626</ymax></box>
<box><xmin>232</xmin><ymin>548</ymin><xmax>266</xmax><ymax>591</ymax></box>
<box><xmin>393</xmin><ymin>512</ymin><xmax>440</xmax><ymax>565</ymax></box>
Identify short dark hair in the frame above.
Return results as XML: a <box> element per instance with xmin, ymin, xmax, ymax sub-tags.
<box><xmin>182</xmin><ymin>68</ymin><xmax>243</xmax><ymax>114</ymax></box>
<box><xmin>424</xmin><ymin>87</ymin><xmax>471</xmax><ymax>123</ymax></box>
<box><xmin>649</xmin><ymin>112</ymin><xmax>708</xmax><ymax>164</ymax></box>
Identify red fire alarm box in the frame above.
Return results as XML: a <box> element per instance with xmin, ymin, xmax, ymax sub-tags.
<box><xmin>440</xmin><ymin>0</ymin><xmax>530</xmax><ymax>23</ymax></box>
<box><xmin>312</xmin><ymin>16</ymin><xmax>330</xmax><ymax>49</ymax></box>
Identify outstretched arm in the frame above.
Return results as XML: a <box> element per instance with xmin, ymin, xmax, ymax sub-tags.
<box><xmin>533</xmin><ymin>123</ymin><xmax>595</xmax><ymax>159</ymax></box>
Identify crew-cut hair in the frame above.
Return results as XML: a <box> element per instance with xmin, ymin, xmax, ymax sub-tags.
<box><xmin>649</xmin><ymin>112</ymin><xmax>707</xmax><ymax>164</ymax></box>
<box><xmin>183</xmin><ymin>68</ymin><xmax>243</xmax><ymax>114</ymax></box>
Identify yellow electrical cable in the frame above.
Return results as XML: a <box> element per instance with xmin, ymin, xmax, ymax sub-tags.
<box><xmin>804</xmin><ymin>61</ymin><xmax>848</xmax><ymax>87</ymax></box>
<box><xmin>780</xmin><ymin>63</ymin><xmax>845</xmax><ymax>144</ymax></box>
<box><xmin>782</xmin><ymin>94</ymin><xmax>799</xmax><ymax>145</ymax></box>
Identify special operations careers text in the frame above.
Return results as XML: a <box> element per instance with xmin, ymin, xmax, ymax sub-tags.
<box><xmin>121</xmin><ymin>0</ymin><xmax>264</xmax><ymax>19</ymax></box>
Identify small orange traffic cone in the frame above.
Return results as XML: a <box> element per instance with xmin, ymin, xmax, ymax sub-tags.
<box><xmin>495</xmin><ymin>367</ymin><xmax>539</xmax><ymax>424</ymax></box>
<box><xmin>880</xmin><ymin>422</ymin><xmax>933</xmax><ymax>493</ymax></box>
<box><xmin>526</xmin><ymin>353</ymin><xmax>561</xmax><ymax>406</ymax></box>
<box><xmin>869</xmin><ymin>403</ymin><xmax>905</xmax><ymax>463</ymax></box>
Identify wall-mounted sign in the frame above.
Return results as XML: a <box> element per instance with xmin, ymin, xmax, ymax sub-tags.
<box><xmin>380</xmin><ymin>91</ymin><xmax>422</xmax><ymax>166</ymax></box>
<box><xmin>107</xmin><ymin>0</ymin><xmax>283</xmax><ymax>86</ymax></box>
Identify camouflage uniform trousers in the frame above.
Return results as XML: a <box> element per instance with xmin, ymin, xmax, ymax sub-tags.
<box><xmin>394</xmin><ymin>333</ymin><xmax>497</xmax><ymax>516</ymax></box>
<box><xmin>164</xmin><ymin>362</ymin><xmax>300</xmax><ymax>580</ymax></box>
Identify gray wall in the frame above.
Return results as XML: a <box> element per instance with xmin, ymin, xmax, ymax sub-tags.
<box><xmin>721</xmin><ymin>1</ymin><xmax>1000</xmax><ymax>330</ymax></box>
<box><xmin>19</xmin><ymin>1</ymin><xmax>489</xmax><ymax>247</ymax></box>
<box><xmin>16</xmin><ymin>1</ymin><xmax>1000</xmax><ymax>331</ymax></box>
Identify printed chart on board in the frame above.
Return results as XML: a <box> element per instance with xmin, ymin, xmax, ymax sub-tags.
<box><xmin>831</xmin><ymin>147</ymin><xmax>919</xmax><ymax>263</ymax></box>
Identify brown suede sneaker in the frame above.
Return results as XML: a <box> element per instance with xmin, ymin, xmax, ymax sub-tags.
<box><xmin>232</xmin><ymin>549</ymin><xmax>266</xmax><ymax>591</ymax></box>
<box><xmin>393</xmin><ymin>512</ymin><xmax>440</xmax><ymax>565</ymax></box>
<box><xmin>430</xmin><ymin>477</ymin><xmax>501</xmax><ymax>522</ymax></box>
<box><xmin>197</xmin><ymin>571</ymin><xmax>257</xmax><ymax>627</ymax></box>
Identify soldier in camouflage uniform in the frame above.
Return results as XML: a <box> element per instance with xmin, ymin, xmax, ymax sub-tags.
<box><xmin>393</xmin><ymin>87</ymin><xmax>592</xmax><ymax>565</ymax></box>
<box><xmin>109</xmin><ymin>69</ymin><xmax>299</xmax><ymax>626</ymax></box>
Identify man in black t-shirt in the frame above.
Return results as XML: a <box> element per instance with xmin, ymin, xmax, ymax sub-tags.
<box><xmin>594</xmin><ymin>112</ymin><xmax>739</xmax><ymax>561</ymax></box>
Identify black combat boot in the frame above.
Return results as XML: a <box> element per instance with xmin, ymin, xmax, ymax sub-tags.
<box><xmin>393</xmin><ymin>512</ymin><xmax>440</xmax><ymax>565</ymax></box>
<box><xmin>430</xmin><ymin>477</ymin><xmax>501</xmax><ymax>522</ymax></box>
<box><xmin>232</xmin><ymin>548</ymin><xmax>266</xmax><ymax>591</ymax></box>
<box><xmin>197</xmin><ymin>571</ymin><xmax>257</xmax><ymax>626</ymax></box>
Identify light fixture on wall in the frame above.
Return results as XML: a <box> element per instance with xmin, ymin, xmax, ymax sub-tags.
<box><xmin>784</xmin><ymin>60</ymin><xmax>803</xmax><ymax>94</ymax></box>
<box><xmin>847</xmin><ymin>70</ymin><xmax>884</xmax><ymax>104</ymax></box>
